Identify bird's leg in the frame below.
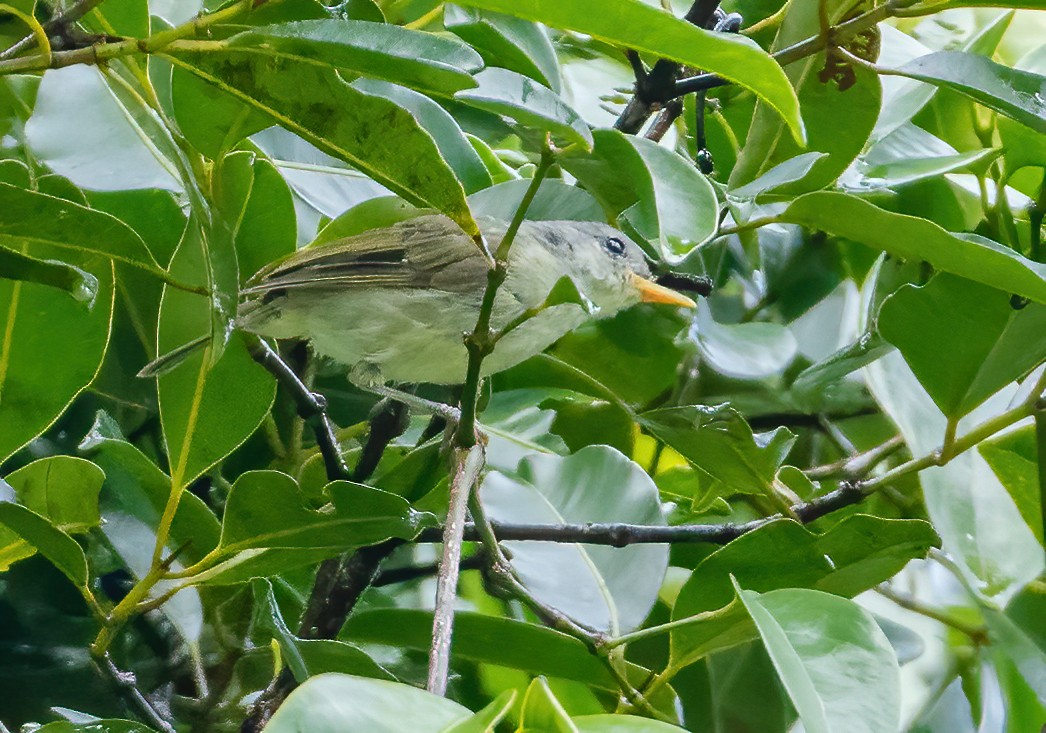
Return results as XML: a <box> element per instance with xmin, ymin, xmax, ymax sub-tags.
<box><xmin>363</xmin><ymin>385</ymin><xmax>461</xmax><ymax>422</ymax></box>
<box><xmin>348</xmin><ymin>361</ymin><xmax>462</xmax><ymax>421</ymax></box>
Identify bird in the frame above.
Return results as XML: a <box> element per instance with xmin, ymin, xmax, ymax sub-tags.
<box><xmin>142</xmin><ymin>214</ymin><xmax>695</xmax><ymax>384</ymax></box>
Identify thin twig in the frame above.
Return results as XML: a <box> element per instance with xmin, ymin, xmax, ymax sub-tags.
<box><xmin>0</xmin><ymin>0</ymin><xmax>107</xmax><ymax>61</ymax></box>
<box><xmin>428</xmin><ymin>444</ymin><xmax>485</xmax><ymax>695</ymax></box>
<box><xmin>94</xmin><ymin>653</ymin><xmax>176</xmax><ymax>733</ymax></box>
<box><xmin>875</xmin><ymin>585</ymin><xmax>988</xmax><ymax>643</ymax></box>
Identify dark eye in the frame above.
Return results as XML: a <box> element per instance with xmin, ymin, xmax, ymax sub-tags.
<box><xmin>602</xmin><ymin>237</ymin><xmax>626</xmax><ymax>256</ymax></box>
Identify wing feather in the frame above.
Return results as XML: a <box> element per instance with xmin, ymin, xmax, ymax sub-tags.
<box><xmin>243</xmin><ymin>214</ymin><xmax>493</xmax><ymax>297</ymax></box>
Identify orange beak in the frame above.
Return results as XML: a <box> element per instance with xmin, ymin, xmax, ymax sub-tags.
<box><xmin>631</xmin><ymin>273</ymin><xmax>697</xmax><ymax>308</ymax></box>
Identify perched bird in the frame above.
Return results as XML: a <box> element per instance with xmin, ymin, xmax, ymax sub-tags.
<box><xmin>142</xmin><ymin>215</ymin><xmax>695</xmax><ymax>384</ymax></box>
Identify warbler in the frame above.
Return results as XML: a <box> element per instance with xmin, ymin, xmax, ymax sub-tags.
<box><xmin>144</xmin><ymin>215</ymin><xmax>695</xmax><ymax>384</ymax></box>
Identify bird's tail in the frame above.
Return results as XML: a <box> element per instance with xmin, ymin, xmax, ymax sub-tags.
<box><xmin>136</xmin><ymin>335</ymin><xmax>210</xmax><ymax>378</ymax></box>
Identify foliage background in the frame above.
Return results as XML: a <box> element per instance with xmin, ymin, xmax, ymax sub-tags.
<box><xmin>0</xmin><ymin>0</ymin><xmax>1044</xmax><ymax>731</ymax></box>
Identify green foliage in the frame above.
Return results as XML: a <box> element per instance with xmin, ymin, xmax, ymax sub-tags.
<box><xmin>0</xmin><ymin>1</ymin><xmax>1044</xmax><ymax>732</ymax></box>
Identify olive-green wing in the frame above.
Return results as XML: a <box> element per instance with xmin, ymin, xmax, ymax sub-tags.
<box><xmin>242</xmin><ymin>214</ymin><xmax>495</xmax><ymax>296</ymax></box>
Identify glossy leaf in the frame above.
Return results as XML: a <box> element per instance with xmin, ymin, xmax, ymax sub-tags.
<box><xmin>0</xmin><ymin>244</ymin><xmax>96</xmax><ymax>304</ymax></box>
<box><xmin>0</xmin><ymin>502</ymin><xmax>88</xmax><ymax>587</ymax></box>
<box><xmin>978</xmin><ymin>425</ymin><xmax>1042</xmax><ymax>543</ymax></box>
<box><xmin>214</xmin><ymin>151</ymin><xmax>297</xmax><ymax>284</ymax></box>
<box><xmin>891</xmin><ymin>50</ymin><xmax>1046</xmax><ymax>134</ymax></box>
<box><xmin>452</xmin><ymin>0</ymin><xmax>804</xmax><ymax>142</ymax></box>
<box><xmin>738</xmin><ymin>586</ymin><xmax>901</xmax><ymax>733</ymax></box>
<box><xmin>26</xmin><ymin>66</ymin><xmax>183</xmax><ymax>192</ymax></box>
<box><xmin>264</xmin><ymin>673</ymin><xmax>473</xmax><ymax>733</ymax></box>
<box><xmin>80</xmin><ymin>417</ymin><xmax>221</xmax><ymax>566</ymax></box>
<box><xmin>226</xmin><ymin>19</ymin><xmax>483</xmax><ymax>94</ymax></box>
<box><xmin>983</xmin><ymin>605</ymin><xmax>1046</xmax><ymax>706</ymax></box>
<box><xmin>445</xmin><ymin>5</ymin><xmax>561</xmax><ymax>91</ymax></box>
<box><xmin>0</xmin><ymin>183</ymin><xmax>162</xmax><ymax>274</ymax></box>
<box><xmin>157</xmin><ymin>227</ymin><xmax>275</xmax><ymax>494</ymax></box>
<box><xmin>730</xmin><ymin>0</ymin><xmax>881</xmax><ymax>193</ymax></box>
<box><xmin>352</xmin><ymin>78</ymin><xmax>492</xmax><ymax>194</ymax></box>
<box><xmin>0</xmin><ymin>244</ymin><xmax>113</xmax><ymax>462</ymax></box>
<box><xmin>518</xmin><ymin>677</ymin><xmax>576</xmax><ymax>732</ymax></box>
<box><xmin>4</xmin><ymin>456</ymin><xmax>103</xmax><ymax>531</ymax></box>
<box><xmin>455</xmin><ymin>67</ymin><xmax>592</xmax><ymax>148</ymax></box>
<box><xmin>343</xmin><ymin>609</ymin><xmax>618</xmax><ymax>689</ymax></box>
<box><xmin>167</xmin><ymin>51</ymin><xmax>479</xmax><ymax>236</ymax></box>
<box><xmin>215</xmin><ymin>471</ymin><xmax>431</xmax><ymax>555</ymax></box>
<box><xmin>691</xmin><ymin>301</ymin><xmax>797</xmax><ymax>379</ymax></box>
<box><xmin>781</xmin><ymin>192</ymin><xmax>1046</xmax><ymax>303</ymax></box>
<box><xmin>481</xmin><ymin>446</ymin><xmax>668</xmax><ymax>633</ymax></box>
<box><xmin>864</xmin><ymin>349</ymin><xmax>1043</xmax><ymax>601</ymax></box>
<box><xmin>670</xmin><ymin>516</ymin><xmax>937</xmax><ymax>667</ymax></box>
<box><xmin>640</xmin><ymin>405</ymin><xmax>795</xmax><ymax>495</ymax></box>
<box><xmin>441</xmin><ymin>691</ymin><xmax>516</xmax><ymax>733</ymax></box>
<box><xmin>878</xmin><ymin>273</ymin><xmax>1046</xmax><ymax>417</ymax></box>
<box><xmin>468</xmin><ymin>179</ymin><xmax>603</xmax><ymax>222</ymax></box>
<box><xmin>573</xmin><ymin>716</ymin><xmax>688</xmax><ymax>731</ymax></box>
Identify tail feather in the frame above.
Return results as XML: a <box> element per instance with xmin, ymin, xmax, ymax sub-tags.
<box><xmin>136</xmin><ymin>335</ymin><xmax>210</xmax><ymax>378</ymax></box>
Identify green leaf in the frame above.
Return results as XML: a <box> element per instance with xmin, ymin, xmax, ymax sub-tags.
<box><xmin>216</xmin><ymin>471</ymin><xmax>431</xmax><ymax>555</ymax></box>
<box><xmin>25</xmin><ymin>66</ymin><xmax>183</xmax><ymax>192</ymax></box>
<box><xmin>890</xmin><ymin>50</ymin><xmax>1046</xmax><ymax>135</ymax></box>
<box><xmin>670</xmin><ymin>516</ymin><xmax>937</xmax><ymax>667</ymax></box>
<box><xmin>252</xmin><ymin>579</ymin><xmax>393</xmax><ymax>682</ymax></box>
<box><xmin>573</xmin><ymin>715</ymin><xmax>688</xmax><ymax>731</ymax></box>
<box><xmin>455</xmin><ymin>67</ymin><xmax>592</xmax><ymax>149</ymax></box>
<box><xmin>34</xmin><ymin>722</ymin><xmax>159</xmax><ymax>733</ymax></box>
<box><xmin>519</xmin><ymin>677</ymin><xmax>577</xmax><ymax>733</ymax></box>
<box><xmin>639</xmin><ymin>405</ymin><xmax>795</xmax><ymax>495</ymax></box>
<box><xmin>738</xmin><ymin>585</ymin><xmax>901</xmax><ymax>733</ymax></box>
<box><xmin>343</xmin><ymin>609</ymin><xmax>618</xmax><ymax>689</ymax></box>
<box><xmin>157</xmin><ymin>227</ymin><xmax>276</xmax><ymax>492</ymax></box>
<box><xmin>226</xmin><ymin>19</ymin><xmax>483</xmax><ymax>95</ymax></box>
<box><xmin>352</xmin><ymin>78</ymin><xmax>492</xmax><ymax>194</ymax></box>
<box><xmin>981</xmin><ymin>605</ymin><xmax>1046</xmax><ymax>707</ymax></box>
<box><xmin>445</xmin><ymin>5</ymin><xmax>561</xmax><ymax>91</ymax></box>
<box><xmin>481</xmin><ymin>446</ymin><xmax>668</xmax><ymax>634</ymax></box>
<box><xmin>864</xmin><ymin>349</ymin><xmax>1043</xmax><ymax>599</ymax></box>
<box><xmin>781</xmin><ymin>192</ymin><xmax>1046</xmax><ymax>303</ymax></box>
<box><xmin>878</xmin><ymin>273</ymin><xmax>1046</xmax><ymax>418</ymax></box>
<box><xmin>563</xmin><ymin>129</ymin><xmax>717</xmax><ymax>263</ymax></box>
<box><xmin>80</xmin><ymin>420</ymin><xmax>221</xmax><ymax>566</ymax></box>
<box><xmin>468</xmin><ymin>179</ymin><xmax>604</xmax><ymax>222</ymax></box>
<box><xmin>729</xmin><ymin>0</ymin><xmax>881</xmax><ymax>193</ymax></box>
<box><xmin>791</xmin><ymin>332</ymin><xmax>892</xmax><ymax>408</ymax></box>
<box><xmin>0</xmin><ymin>243</ymin><xmax>114</xmax><ymax>462</ymax></box>
<box><xmin>0</xmin><ymin>244</ymin><xmax>97</xmax><ymax>304</ymax></box>
<box><xmin>691</xmin><ymin>301</ymin><xmax>797</xmax><ymax>379</ymax></box>
<box><xmin>978</xmin><ymin>425</ymin><xmax>1042</xmax><ymax>544</ymax></box>
<box><xmin>728</xmin><ymin>152</ymin><xmax>827</xmax><ymax>200</ymax></box>
<box><xmin>452</xmin><ymin>0</ymin><xmax>804</xmax><ymax>142</ymax></box>
<box><xmin>4</xmin><ymin>456</ymin><xmax>103</xmax><ymax>531</ymax></box>
<box><xmin>440</xmin><ymin>690</ymin><xmax>516</xmax><ymax>733</ymax></box>
<box><xmin>214</xmin><ymin>151</ymin><xmax>297</xmax><ymax>284</ymax></box>
<box><xmin>166</xmin><ymin>51</ymin><xmax>479</xmax><ymax>236</ymax></box>
<box><xmin>0</xmin><ymin>502</ymin><xmax>88</xmax><ymax>587</ymax></box>
<box><xmin>0</xmin><ymin>183</ymin><xmax>162</xmax><ymax>274</ymax></box>
<box><xmin>264</xmin><ymin>674</ymin><xmax>473</xmax><ymax>733</ymax></box>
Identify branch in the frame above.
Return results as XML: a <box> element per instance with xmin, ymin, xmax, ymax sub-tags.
<box><xmin>94</xmin><ymin>653</ymin><xmax>176</xmax><ymax>733</ymax></box>
<box><xmin>0</xmin><ymin>0</ymin><xmax>107</xmax><ymax>61</ymax></box>
<box><xmin>246</xmin><ymin>337</ymin><xmax>351</xmax><ymax>481</ymax></box>
<box><xmin>417</xmin><ymin>482</ymin><xmax>866</xmax><ymax>547</ymax></box>
<box><xmin>0</xmin><ymin>0</ymin><xmax>268</xmax><ymax>73</ymax></box>
<box><xmin>615</xmin><ymin>0</ymin><xmax>723</xmax><ymax>134</ymax></box>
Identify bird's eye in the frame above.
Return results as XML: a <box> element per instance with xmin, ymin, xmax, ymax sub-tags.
<box><xmin>602</xmin><ymin>237</ymin><xmax>626</xmax><ymax>256</ymax></box>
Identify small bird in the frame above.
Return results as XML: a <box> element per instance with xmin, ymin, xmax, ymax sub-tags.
<box><xmin>142</xmin><ymin>215</ymin><xmax>695</xmax><ymax>384</ymax></box>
